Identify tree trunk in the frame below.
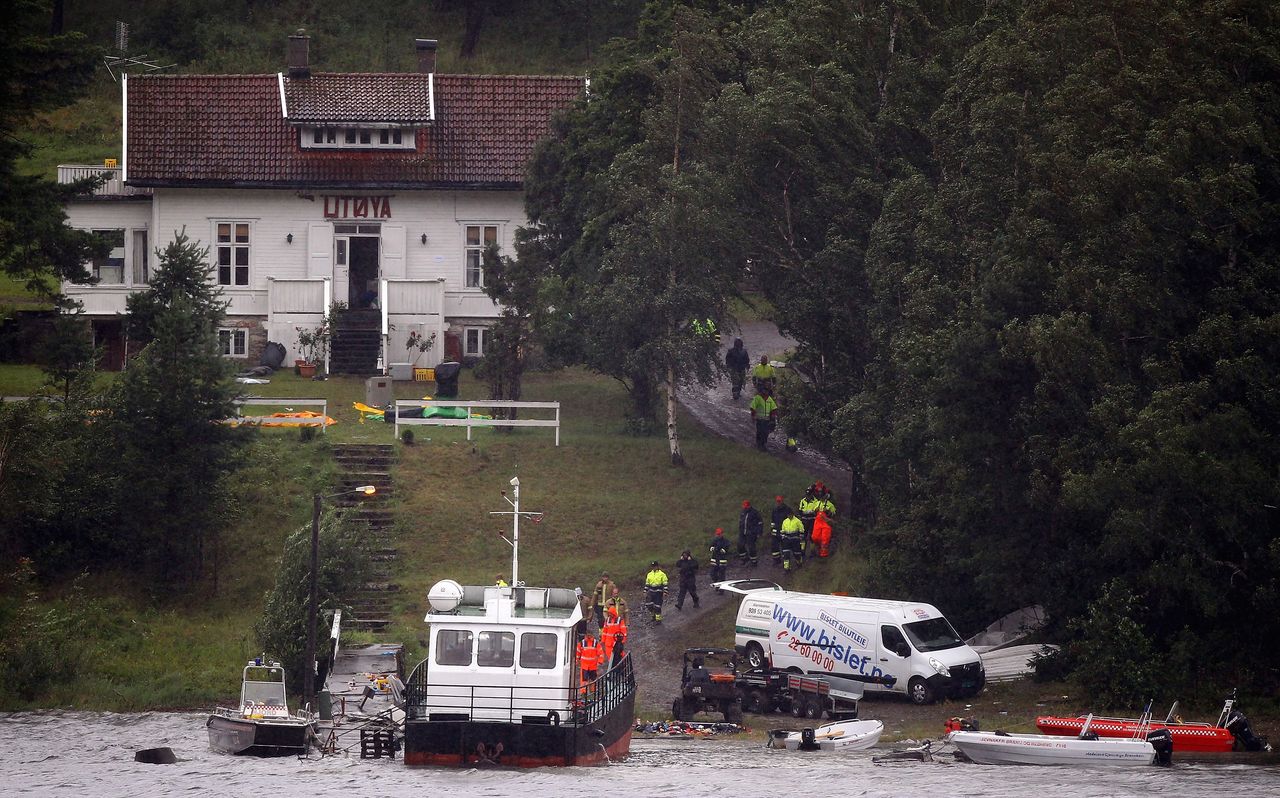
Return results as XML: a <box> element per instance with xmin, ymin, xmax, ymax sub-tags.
<box><xmin>666</xmin><ymin>362</ymin><xmax>684</xmax><ymax>466</ymax></box>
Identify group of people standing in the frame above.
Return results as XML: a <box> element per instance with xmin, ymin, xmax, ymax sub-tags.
<box><xmin>730</xmin><ymin>481</ymin><xmax>838</xmax><ymax>572</ymax></box>
<box><xmin>576</xmin><ymin>573</ymin><xmax>630</xmax><ymax>686</ymax></box>
<box><xmin>726</xmin><ymin>338</ymin><xmax>781</xmax><ymax>451</ymax></box>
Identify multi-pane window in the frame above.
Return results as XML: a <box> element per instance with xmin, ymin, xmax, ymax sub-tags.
<box><xmin>465</xmin><ymin>224</ymin><xmax>497</xmax><ymax>288</ymax></box>
<box><xmin>303</xmin><ymin>127</ymin><xmax>414</xmax><ymax>149</ymax></box>
<box><xmin>218</xmin><ymin>328</ymin><xmax>248</xmax><ymax>358</ymax></box>
<box><xmin>216</xmin><ymin>222</ymin><xmax>250</xmax><ymax>286</ymax></box>
<box><xmin>92</xmin><ymin>229</ymin><xmax>125</xmax><ymax>284</ymax></box>
<box><xmin>464</xmin><ymin>327</ymin><xmax>489</xmax><ymax>358</ymax></box>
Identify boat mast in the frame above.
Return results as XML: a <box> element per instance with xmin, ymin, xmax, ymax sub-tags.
<box><xmin>491</xmin><ymin>476</ymin><xmax>542</xmax><ymax>586</ymax></box>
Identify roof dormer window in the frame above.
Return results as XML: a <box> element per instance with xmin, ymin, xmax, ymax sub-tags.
<box><xmin>302</xmin><ymin>126</ymin><xmax>415</xmax><ymax>150</ymax></box>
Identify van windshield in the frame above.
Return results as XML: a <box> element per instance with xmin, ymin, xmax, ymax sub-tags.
<box><xmin>902</xmin><ymin>618</ymin><xmax>964</xmax><ymax>652</ymax></box>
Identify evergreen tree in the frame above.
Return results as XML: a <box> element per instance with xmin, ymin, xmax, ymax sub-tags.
<box><xmin>106</xmin><ymin>232</ymin><xmax>243</xmax><ymax>587</ymax></box>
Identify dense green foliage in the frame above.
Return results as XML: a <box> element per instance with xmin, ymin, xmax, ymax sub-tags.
<box><xmin>254</xmin><ymin>509</ymin><xmax>373</xmax><ymax>692</ymax></box>
<box><xmin>0</xmin><ymin>0</ymin><xmax>105</xmax><ymax>305</ymax></box>
<box><xmin>0</xmin><ymin>233</ymin><xmax>247</xmax><ymax>589</ymax></box>
<box><xmin>525</xmin><ymin>0</ymin><xmax>1280</xmax><ymax>696</ymax></box>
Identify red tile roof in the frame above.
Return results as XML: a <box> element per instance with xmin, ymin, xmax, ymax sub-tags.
<box><xmin>284</xmin><ymin>74</ymin><xmax>434</xmax><ymax>124</ymax></box>
<box><xmin>125</xmin><ymin>73</ymin><xmax>584</xmax><ymax>188</ymax></box>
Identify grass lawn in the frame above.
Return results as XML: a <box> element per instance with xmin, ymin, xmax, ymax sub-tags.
<box><xmin>2</xmin><ymin>364</ymin><xmax>831</xmax><ymax>710</ymax></box>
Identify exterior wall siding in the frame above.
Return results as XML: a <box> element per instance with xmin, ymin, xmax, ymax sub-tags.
<box><xmin>70</xmin><ymin>187</ymin><xmax>514</xmax><ymax>319</ymax></box>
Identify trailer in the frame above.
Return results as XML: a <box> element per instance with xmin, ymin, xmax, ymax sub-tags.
<box><xmin>784</xmin><ymin>673</ymin><xmax>863</xmax><ymax>720</ymax></box>
<box><xmin>735</xmin><ymin>669</ymin><xmax>865</xmax><ymax>720</ymax></box>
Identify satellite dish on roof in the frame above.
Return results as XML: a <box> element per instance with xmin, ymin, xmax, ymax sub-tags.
<box><xmin>428</xmin><ymin>579</ymin><xmax>464</xmax><ymax>613</ymax></box>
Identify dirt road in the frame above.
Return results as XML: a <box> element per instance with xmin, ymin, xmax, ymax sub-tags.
<box><xmin>678</xmin><ymin>322</ymin><xmax>853</xmax><ymax>510</ymax></box>
<box><xmin>623</xmin><ymin>322</ymin><xmax>860</xmax><ymax>719</ymax></box>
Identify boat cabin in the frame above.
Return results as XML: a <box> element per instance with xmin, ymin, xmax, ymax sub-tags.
<box><xmin>239</xmin><ymin>660</ymin><xmax>291</xmax><ymax>719</ymax></box>
<box><xmin>414</xmin><ymin>582</ymin><xmax>582</xmax><ymax>722</ymax></box>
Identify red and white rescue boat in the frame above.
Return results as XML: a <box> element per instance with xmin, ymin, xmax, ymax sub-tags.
<box><xmin>1036</xmin><ymin>694</ymin><xmax>1266</xmax><ymax>754</ymax></box>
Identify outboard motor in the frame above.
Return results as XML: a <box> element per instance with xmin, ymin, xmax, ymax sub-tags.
<box><xmin>1225</xmin><ymin>710</ymin><xmax>1267</xmax><ymax>752</ymax></box>
<box><xmin>1146</xmin><ymin>728</ymin><xmax>1174</xmax><ymax>766</ymax></box>
<box><xmin>798</xmin><ymin>727</ymin><xmax>820</xmax><ymax>751</ymax></box>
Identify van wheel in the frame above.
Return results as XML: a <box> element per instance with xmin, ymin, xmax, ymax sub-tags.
<box><xmin>908</xmin><ymin>677</ymin><xmax>935</xmax><ymax>705</ymax></box>
<box><xmin>745</xmin><ymin>642</ymin><xmax>766</xmax><ymax>671</ymax></box>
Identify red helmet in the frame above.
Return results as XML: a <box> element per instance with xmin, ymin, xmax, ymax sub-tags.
<box><xmin>742</xmin><ymin>500</ymin><xmax>751</xmax><ymax>508</ymax></box>
<box><xmin>715</xmin><ymin>528</ymin><xmax>723</xmax><ymax>536</ymax></box>
<box><xmin>775</xmin><ymin>495</ymin><xmax>784</xmax><ymax>503</ymax></box>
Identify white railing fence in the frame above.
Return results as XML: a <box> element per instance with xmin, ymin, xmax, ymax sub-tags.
<box><xmin>393</xmin><ymin>400</ymin><xmax>561</xmax><ymax>445</ymax></box>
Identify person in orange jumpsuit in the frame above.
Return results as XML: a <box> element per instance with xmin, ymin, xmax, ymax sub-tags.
<box><xmin>577</xmin><ymin>635</ymin><xmax>601</xmax><ymax>685</ymax></box>
<box><xmin>600</xmin><ymin>614</ymin><xmax>621</xmax><ymax>669</ymax></box>
<box><xmin>812</xmin><ymin>509</ymin><xmax>834</xmax><ymax>558</ymax></box>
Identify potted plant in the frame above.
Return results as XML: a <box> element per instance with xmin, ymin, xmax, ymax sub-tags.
<box><xmin>295</xmin><ymin>321</ymin><xmax>330</xmax><ymax>378</ymax></box>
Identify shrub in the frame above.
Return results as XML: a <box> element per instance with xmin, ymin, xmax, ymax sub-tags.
<box><xmin>1063</xmin><ymin>580</ymin><xmax>1157</xmax><ymax>709</ymax></box>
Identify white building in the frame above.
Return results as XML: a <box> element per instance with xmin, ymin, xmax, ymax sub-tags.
<box><xmin>62</xmin><ymin>36</ymin><xmax>584</xmax><ymax>372</ymax></box>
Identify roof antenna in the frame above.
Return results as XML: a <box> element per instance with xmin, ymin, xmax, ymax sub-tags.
<box><xmin>103</xmin><ymin>21</ymin><xmax>176</xmax><ymax>82</ymax></box>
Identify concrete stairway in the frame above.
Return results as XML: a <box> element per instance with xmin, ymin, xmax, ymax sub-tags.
<box><xmin>332</xmin><ymin>443</ymin><xmax>398</xmax><ymax>631</ymax></box>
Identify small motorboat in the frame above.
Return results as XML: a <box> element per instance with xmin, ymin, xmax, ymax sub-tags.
<box><xmin>948</xmin><ymin>714</ymin><xmax>1173</xmax><ymax>767</ymax></box>
<box><xmin>1035</xmin><ymin>693</ymin><xmax>1268</xmax><ymax>753</ymax></box>
<box><xmin>207</xmin><ymin>657</ymin><xmax>317</xmax><ymax>757</ymax></box>
<box><xmin>768</xmin><ymin>719</ymin><xmax>884</xmax><ymax>752</ymax></box>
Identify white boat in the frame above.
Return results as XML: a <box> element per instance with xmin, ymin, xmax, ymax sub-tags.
<box><xmin>948</xmin><ymin>729</ymin><xmax>1161</xmax><ymax>766</ymax></box>
<box><xmin>206</xmin><ymin>658</ymin><xmax>317</xmax><ymax>756</ymax></box>
<box><xmin>777</xmin><ymin>719</ymin><xmax>884</xmax><ymax>751</ymax></box>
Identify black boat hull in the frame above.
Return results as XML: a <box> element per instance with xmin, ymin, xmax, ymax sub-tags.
<box><xmin>404</xmin><ymin>689</ymin><xmax>634</xmax><ymax>767</ymax></box>
<box><xmin>206</xmin><ymin>714</ymin><xmax>313</xmax><ymax>757</ymax></box>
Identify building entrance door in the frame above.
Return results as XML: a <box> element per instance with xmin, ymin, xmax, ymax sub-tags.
<box><xmin>333</xmin><ymin>222</ymin><xmax>381</xmax><ymax>308</ymax></box>
<box><xmin>349</xmin><ymin>237</ymin><xmax>380</xmax><ymax>308</ymax></box>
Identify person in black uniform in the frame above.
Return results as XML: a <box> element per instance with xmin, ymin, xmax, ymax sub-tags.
<box><xmin>675</xmin><ymin>549</ymin><xmax>701</xmax><ymax>610</ymax></box>
<box><xmin>708</xmin><ymin>527</ymin><xmax>731</xmax><ymax>583</ymax></box>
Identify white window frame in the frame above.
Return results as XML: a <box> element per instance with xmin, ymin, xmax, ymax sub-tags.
<box><xmin>131</xmin><ymin>228</ymin><xmax>150</xmax><ymax>286</ymax></box>
<box><xmin>463</xmin><ymin>326</ymin><xmax>489</xmax><ymax>358</ymax></box>
<box><xmin>214</xmin><ymin>221</ymin><xmax>252</xmax><ymax>287</ymax></box>
<box><xmin>218</xmin><ymin>328</ymin><xmax>248</xmax><ymax>358</ymax></box>
<box><xmin>464</xmin><ymin>224</ymin><xmax>499</xmax><ymax>289</ymax></box>
<box><xmin>301</xmin><ymin>126</ymin><xmax>415</xmax><ymax>150</ymax></box>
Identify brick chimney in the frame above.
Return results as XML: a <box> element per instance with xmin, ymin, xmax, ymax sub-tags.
<box><xmin>415</xmin><ymin>38</ymin><xmax>438</xmax><ymax>74</ymax></box>
<box><xmin>288</xmin><ymin>31</ymin><xmax>310</xmax><ymax>79</ymax></box>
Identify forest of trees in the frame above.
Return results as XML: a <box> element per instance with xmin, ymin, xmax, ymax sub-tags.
<box><xmin>510</xmin><ymin>0</ymin><xmax>1279</xmax><ymax>699</ymax></box>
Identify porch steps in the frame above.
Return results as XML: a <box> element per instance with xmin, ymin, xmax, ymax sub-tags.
<box><xmin>331</xmin><ymin>310</ymin><xmax>381</xmax><ymax>376</ymax></box>
<box><xmin>331</xmin><ymin>443</ymin><xmax>401</xmax><ymax>632</ymax></box>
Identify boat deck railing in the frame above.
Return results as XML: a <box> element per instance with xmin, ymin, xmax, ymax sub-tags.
<box><xmin>404</xmin><ymin>654</ymin><xmax>635</xmax><ymax>727</ymax></box>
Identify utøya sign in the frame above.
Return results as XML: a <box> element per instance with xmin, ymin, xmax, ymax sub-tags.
<box><xmin>322</xmin><ymin>195</ymin><xmax>393</xmax><ymax>219</ymax></box>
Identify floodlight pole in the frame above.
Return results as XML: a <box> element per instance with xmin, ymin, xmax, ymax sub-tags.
<box><xmin>303</xmin><ymin>485</ymin><xmax>376</xmax><ymax>710</ymax></box>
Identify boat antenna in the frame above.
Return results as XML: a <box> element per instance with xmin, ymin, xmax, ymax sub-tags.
<box><xmin>490</xmin><ymin>476</ymin><xmax>543</xmax><ymax>586</ymax></box>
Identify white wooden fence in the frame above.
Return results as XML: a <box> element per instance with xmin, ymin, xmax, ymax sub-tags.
<box><xmin>393</xmin><ymin>400</ymin><xmax>561</xmax><ymax>445</ymax></box>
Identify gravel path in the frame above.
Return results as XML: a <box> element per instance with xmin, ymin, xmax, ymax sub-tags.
<box><xmin>678</xmin><ymin>321</ymin><xmax>853</xmax><ymax>510</ymax></box>
<box><xmin>623</xmin><ymin>322</ymin><xmax>857</xmax><ymax>717</ymax></box>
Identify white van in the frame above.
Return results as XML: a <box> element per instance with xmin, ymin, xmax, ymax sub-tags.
<box><xmin>718</xmin><ymin>580</ymin><xmax>984</xmax><ymax>704</ymax></box>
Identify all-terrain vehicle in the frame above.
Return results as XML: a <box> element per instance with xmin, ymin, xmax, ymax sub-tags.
<box><xmin>672</xmin><ymin>647</ymin><xmax>744</xmax><ymax>724</ymax></box>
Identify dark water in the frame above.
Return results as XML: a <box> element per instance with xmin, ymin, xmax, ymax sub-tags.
<box><xmin>2</xmin><ymin>711</ymin><xmax>1277</xmax><ymax>797</ymax></box>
